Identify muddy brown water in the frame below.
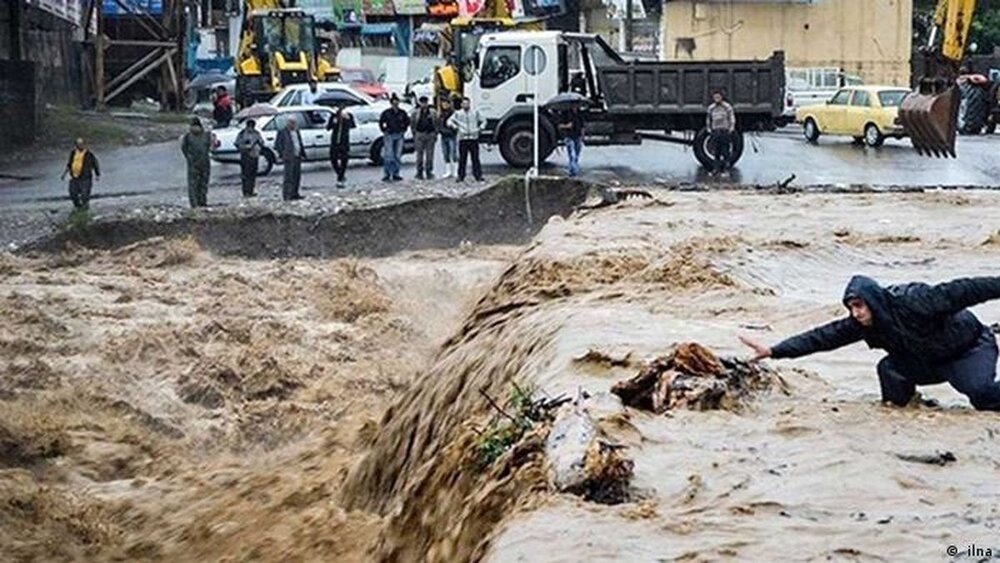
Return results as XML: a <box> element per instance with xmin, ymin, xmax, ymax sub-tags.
<box><xmin>3</xmin><ymin>187</ymin><xmax>1000</xmax><ymax>561</ymax></box>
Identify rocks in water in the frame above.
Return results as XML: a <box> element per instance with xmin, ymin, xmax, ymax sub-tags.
<box><xmin>611</xmin><ymin>342</ymin><xmax>780</xmax><ymax>413</ymax></box>
<box><xmin>545</xmin><ymin>404</ymin><xmax>634</xmax><ymax>505</ymax></box>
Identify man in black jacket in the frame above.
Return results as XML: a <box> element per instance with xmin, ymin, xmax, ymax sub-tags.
<box><xmin>740</xmin><ymin>275</ymin><xmax>1000</xmax><ymax>410</ymax></box>
<box><xmin>60</xmin><ymin>137</ymin><xmax>100</xmax><ymax>210</ymax></box>
<box><xmin>379</xmin><ymin>94</ymin><xmax>409</xmax><ymax>182</ymax></box>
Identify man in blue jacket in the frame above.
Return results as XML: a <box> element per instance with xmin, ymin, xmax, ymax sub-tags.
<box><xmin>740</xmin><ymin>275</ymin><xmax>1000</xmax><ymax>410</ymax></box>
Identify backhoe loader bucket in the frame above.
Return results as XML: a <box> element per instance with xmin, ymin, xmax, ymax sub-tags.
<box><xmin>899</xmin><ymin>84</ymin><xmax>959</xmax><ymax>158</ymax></box>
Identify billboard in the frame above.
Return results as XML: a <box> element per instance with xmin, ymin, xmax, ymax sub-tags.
<box><xmin>101</xmin><ymin>0</ymin><xmax>163</xmax><ymax>16</ymax></box>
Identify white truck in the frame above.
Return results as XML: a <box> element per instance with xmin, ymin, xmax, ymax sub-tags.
<box><xmin>464</xmin><ymin>31</ymin><xmax>787</xmax><ymax>169</ymax></box>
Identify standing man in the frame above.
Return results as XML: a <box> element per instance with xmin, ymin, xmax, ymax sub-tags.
<box><xmin>447</xmin><ymin>97</ymin><xmax>485</xmax><ymax>183</ymax></box>
<box><xmin>378</xmin><ymin>93</ymin><xmax>409</xmax><ymax>182</ymax></box>
<box><xmin>438</xmin><ymin>96</ymin><xmax>458</xmax><ymax>179</ymax></box>
<box><xmin>60</xmin><ymin>138</ymin><xmax>100</xmax><ymax>211</ymax></box>
<box><xmin>274</xmin><ymin>117</ymin><xmax>306</xmax><ymax>201</ymax></box>
<box><xmin>410</xmin><ymin>96</ymin><xmax>438</xmax><ymax>180</ymax></box>
<box><xmin>303</xmin><ymin>80</ymin><xmax>321</xmax><ymax>105</ymax></box>
<box><xmin>213</xmin><ymin>86</ymin><xmax>233</xmax><ymax>128</ymax></box>
<box><xmin>740</xmin><ymin>275</ymin><xmax>1000</xmax><ymax>411</ymax></box>
<box><xmin>557</xmin><ymin>107</ymin><xmax>585</xmax><ymax>178</ymax></box>
<box><xmin>327</xmin><ymin>106</ymin><xmax>356</xmax><ymax>187</ymax></box>
<box><xmin>705</xmin><ymin>89</ymin><xmax>736</xmax><ymax>176</ymax></box>
<box><xmin>181</xmin><ymin>118</ymin><xmax>212</xmax><ymax>208</ymax></box>
<box><xmin>235</xmin><ymin>119</ymin><xmax>265</xmax><ymax>197</ymax></box>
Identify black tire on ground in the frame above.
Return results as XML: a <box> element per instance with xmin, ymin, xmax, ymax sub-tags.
<box><xmin>960</xmin><ymin>84</ymin><xmax>988</xmax><ymax>135</ymax></box>
<box><xmin>369</xmin><ymin>139</ymin><xmax>383</xmax><ymax>166</ymax></box>
<box><xmin>986</xmin><ymin>117</ymin><xmax>997</xmax><ymax>135</ymax></box>
<box><xmin>258</xmin><ymin>148</ymin><xmax>275</xmax><ymax>176</ymax></box>
<box><xmin>863</xmin><ymin>123</ymin><xmax>885</xmax><ymax>148</ymax></box>
<box><xmin>692</xmin><ymin>129</ymin><xmax>745</xmax><ymax>169</ymax></box>
<box><xmin>498</xmin><ymin>120</ymin><xmax>553</xmax><ymax>168</ymax></box>
<box><xmin>803</xmin><ymin>118</ymin><xmax>820</xmax><ymax>142</ymax></box>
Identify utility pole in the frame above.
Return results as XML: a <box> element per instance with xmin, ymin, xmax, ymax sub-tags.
<box><xmin>95</xmin><ymin>0</ymin><xmax>105</xmax><ymax>109</ymax></box>
<box><xmin>624</xmin><ymin>0</ymin><xmax>633</xmax><ymax>53</ymax></box>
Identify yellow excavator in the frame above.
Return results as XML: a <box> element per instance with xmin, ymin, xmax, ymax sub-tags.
<box><xmin>899</xmin><ymin>0</ymin><xmax>976</xmax><ymax>157</ymax></box>
<box><xmin>235</xmin><ymin>0</ymin><xmax>336</xmax><ymax>106</ymax></box>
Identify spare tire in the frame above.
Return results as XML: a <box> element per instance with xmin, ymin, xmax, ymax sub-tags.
<box><xmin>693</xmin><ymin>129</ymin><xmax>745</xmax><ymax>168</ymax></box>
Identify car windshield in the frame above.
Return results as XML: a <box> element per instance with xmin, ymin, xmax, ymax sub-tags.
<box><xmin>341</xmin><ymin>69</ymin><xmax>376</xmax><ymax>84</ymax></box>
<box><xmin>878</xmin><ymin>90</ymin><xmax>910</xmax><ymax>107</ymax></box>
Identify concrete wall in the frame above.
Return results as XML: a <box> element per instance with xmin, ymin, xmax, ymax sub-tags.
<box><xmin>662</xmin><ymin>0</ymin><xmax>913</xmax><ymax>86</ymax></box>
<box><xmin>0</xmin><ymin>60</ymin><xmax>38</xmax><ymax>146</ymax></box>
<box><xmin>20</xmin><ymin>6</ymin><xmax>84</xmax><ymax>105</ymax></box>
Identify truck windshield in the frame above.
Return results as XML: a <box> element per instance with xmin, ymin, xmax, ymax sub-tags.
<box><xmin>258</xmin><ymin>14</ymin><xmax>315</xmax><ymax>60</ymax></box>
<box><xmin>878</xmin><ymin>90</ymin><xmax>909</xmax><ymax>107</ymax></box>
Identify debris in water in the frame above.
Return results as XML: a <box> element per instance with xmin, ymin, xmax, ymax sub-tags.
<box><xmin>611</xmin><ymin>343</ymin><xmax>781</xmax><ymax>412</ymax></box>
<box><xmin>573</xmin><ymin>348</ymin><xmax>634</xmax><ymax>368</ymax></box>
<box><xmin>894</xmin><ymin>451</ymin><xmax>957</xmax><ymax>466</ymax></box>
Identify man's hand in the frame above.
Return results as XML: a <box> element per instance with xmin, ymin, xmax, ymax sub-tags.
<box><xmin>739</xmin><ymin>335</ymin><xmax>772</xmax><ymax>361</ymax></box>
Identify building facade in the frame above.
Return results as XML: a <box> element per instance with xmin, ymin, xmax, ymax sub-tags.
<box><xmin>662</xmin><ymin>0</ymin><xmax>912</xmax><ymax>86</ymax></box>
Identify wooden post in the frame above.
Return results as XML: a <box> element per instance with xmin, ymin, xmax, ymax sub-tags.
<box><xmin>95</xmin><ymin>0</ymin><xmax>105</xmax><ymax>109</ymax></box>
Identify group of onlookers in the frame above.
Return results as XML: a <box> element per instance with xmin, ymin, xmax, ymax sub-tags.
<box><xmin>63</xmin><ymin>87</ymin><xmax>739</xmax><ymax>211</ymax></box>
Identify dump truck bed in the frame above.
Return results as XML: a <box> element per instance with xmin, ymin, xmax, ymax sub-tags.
<box><xmin>595</xmin><ymin>52</ymin><xmax>787</xmax><ymax>131</ymax></box>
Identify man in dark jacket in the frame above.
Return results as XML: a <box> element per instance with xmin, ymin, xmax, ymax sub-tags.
<box><xmin>60</xmin><ymin>137</ymin><xmax>100</xmax><ymax>210</ymax></box>
<box><xmin>379</xmin><ymin>94</ymin><xmax>409</xmax><ymax>182</ymax></box>
<box><xmin>556</xmin><ymin>107</ymin><xmax>585</xmax><ymax>177</ymax></box>
<box><xmin>740</xmin><ymin>275</ymin><xmax>1000</xmax><ymax>410</ymax></box>
<box><xmin>274</xmin><ymin>116</ymin><xmax>306</xmax><ymax>201</ymax></box>
<box><xmin>410</xmin><ymin>96</ymin><xmax>438</xmax><ymax>180</ymax></box>
<box><xmin>181</xmin><ymin>118</ymin><xmax>212</xmax><ymax>208</ymax></box>
<box><xmin>327</xmin><ymin>107</ymin><xmax>355</xmax><ymax>187</ymax></box>
<box><xmin>235</xmin><ymin>119</ymin><xmax>265</xmax><ymax>197</ymax></box>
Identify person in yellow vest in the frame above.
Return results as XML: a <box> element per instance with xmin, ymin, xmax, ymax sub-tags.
<box><xmin>60</xmin><ymin>138</ymin><xmax>100</xmax><ymax>210</ymax></box>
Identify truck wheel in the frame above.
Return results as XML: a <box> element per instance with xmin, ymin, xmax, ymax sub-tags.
<box><xmin>863</xmin><ymin>123</ymin><xmax>884</xmax><ymax>147</ymax></box>
<box><xmin>693</xmin><ymin>130</ymin><xmax>745</xmax><ymax>168</ymax></box>
<box><xmin>959</xmin><ymin>85</ymin><xmax>988</xmax><ymax>135</ymax></box>
<box><xmin>258</xmin><ymin>148</ymin><xmax>275</xmax><ymax>176</ymax></box>
<box><xmin>803</xmin><ymin>118</ymin><xmax>820</xmax><ymax>142</ymax></box>
<box><xmin>499</xmin><ymin>121</ymin><xmax>552</xmax><ymax>168</ymax></box>
<box><xmin>369</xmin><ymin>139</ymin><xmax>384</xmax><ymax>166</ymax></box>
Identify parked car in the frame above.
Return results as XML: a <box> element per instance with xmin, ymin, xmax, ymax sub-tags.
<box><xmin>796</xmin><ymin>86</ymin><xmax>909</xmax><ymax>147</ymax></box>
<box><xmin>210</xmin><ymin>105</ymin><xmax>412</xmax><ymax>173</ymax></box>
<box><xmin>269</xmin><ymin>82</ymin><xmax>374</xmax><ymax>108</ymax></box>
<box><xmin>782</xmin><ymin>67</ymin><xmax>863</xmax><ymax>120</ymax></box>
<box><xmin>339</xmin><ymin>67</ymin><xmax>388</xmax><ymax>99</ymax></box>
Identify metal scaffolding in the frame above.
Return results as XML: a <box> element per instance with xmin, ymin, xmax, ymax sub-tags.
<box><xmin>81</xmin><ymin>0</ymin><xmax>185</xmax><ymax>109</ymax></box>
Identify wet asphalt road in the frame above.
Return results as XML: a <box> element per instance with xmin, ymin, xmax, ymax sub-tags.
<box><xmin>1</xmin><ymin>128</ymin><xmax>999</xmax><ymax>215</ymax></box>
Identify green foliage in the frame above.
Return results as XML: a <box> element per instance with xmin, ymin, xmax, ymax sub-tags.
<box><xmin>61</xmin><ymin>209</ymin><xmax>93</xmax><ymax>233</ymax></box>
<box><xmin>970</xmin><ymin>9</ymin><xmax>1000</xmax><ymax>55</ymax></box>
<box><xmin>473</xmin><ymin>383</ymin><xmax>542</xmax><ymax>471</ymax></box>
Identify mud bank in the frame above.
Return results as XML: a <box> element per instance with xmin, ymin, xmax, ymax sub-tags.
<box><xmin>22</xmin><ymin>177</ymin><xmax>592</xmax><ymax>258</ymax></box>
<box><xmin>344</xmin><ymin>190</ymin><xmax>1000</xmax><ymax>561</ymax></box>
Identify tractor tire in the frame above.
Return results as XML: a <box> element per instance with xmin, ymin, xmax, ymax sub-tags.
<box><xmin>959</xmin><ymin>84</ymin><xmax>988</xmax><ymax>135</ymax></box>
<box><xmin>803</xmin><ymin>118</ymin><xmax>820</xmax><ymax>142</ymax></box>
<box><xmin>498</xmin><ymin>120</ymin><xmax>553</xmax><ymax>168</ymax></box>
<box><xmin>693</xmin><ymin>129</ymin><xmax>745</xmax><ymax>169</ymax></box>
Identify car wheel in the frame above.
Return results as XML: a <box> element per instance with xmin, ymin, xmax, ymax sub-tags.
<box><xmin>803</xmin><ymin>118</ymin><xmax>820</xmax><ymax>142</ymax></box>
<box><xmin>864</xmin><ymin>123</ymin><xmax>884</xmax><ymax>147</ymax></box>
<box><xmin>369</xmin><ymin>139</ymin><xmax>383</xmax><ymax>166</ymax></box>
<box><xmin>258</xmin><ymin>148</ymin><xmax>275</xmax><ymax>176</ymax></box>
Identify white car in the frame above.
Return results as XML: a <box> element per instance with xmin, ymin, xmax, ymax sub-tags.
<box><xmin>269</xmin><ymin>82</ymin><xmax>373</xmax><ymax>108</ymax></box>
<box><xmin>210</xmin><ymin>105</ymin><xmax>411</xmax><ymax>173</ymax></box>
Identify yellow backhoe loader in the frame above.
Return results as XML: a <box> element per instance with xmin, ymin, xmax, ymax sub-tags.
<box><xmin>235</xmin><ymin>0</ymin><xmax>334</xmax><ymax>107</ymax></box>
<box><xmin>900</xmin><ymin>0</ymin><xmax>976</xmax><ymax>157</ymax></box>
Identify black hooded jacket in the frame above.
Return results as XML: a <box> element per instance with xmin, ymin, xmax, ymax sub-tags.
<box><xmin>771</xmin><ymin>275</ymin><xmax>1000</xmax><ymax>363</ymax></box>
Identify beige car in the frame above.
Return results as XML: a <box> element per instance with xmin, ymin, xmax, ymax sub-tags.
<box><xmin>796</xmin><ymin>86</ymin><xmax>910</xmax><ymax>147</ymax></box>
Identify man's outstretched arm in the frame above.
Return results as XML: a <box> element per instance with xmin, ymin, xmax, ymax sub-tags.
<box><xmin>741</xmin><ymin>317</ymin><xmax>864</xmax><ymax>360</ymax></box>
<box><xmin>908</xmin><ymin>277</ymin><xmax>1000</xmax><ymax>317</ymax></box>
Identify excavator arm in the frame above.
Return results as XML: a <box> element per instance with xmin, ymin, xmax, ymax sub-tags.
<box><xmin>899</xmin><ymin>0</ymin><xmax>976</xmax><ymax>157</ymax></box>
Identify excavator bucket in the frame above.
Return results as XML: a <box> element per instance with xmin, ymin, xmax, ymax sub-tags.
<box><xmin>899</xmin><ymin>84</ymin><xmax>959</xmax><ymax>158</ymax></box>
